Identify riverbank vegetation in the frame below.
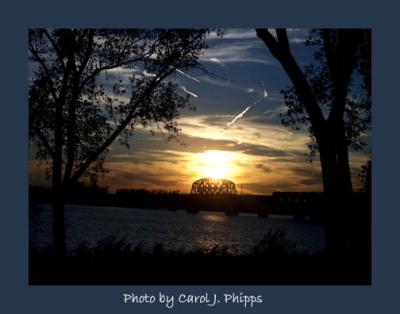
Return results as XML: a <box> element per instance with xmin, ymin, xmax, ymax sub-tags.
<box><xmin>29</xmin><ymin>230</ymin><xmax>370</xmax><ymax>285</ymax></box>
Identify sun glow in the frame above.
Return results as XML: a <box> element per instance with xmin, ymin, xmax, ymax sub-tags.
<box><xmin>194</xmin><ymin>150</ymin><xmax>237</xmax><ymax>179</ymax></box>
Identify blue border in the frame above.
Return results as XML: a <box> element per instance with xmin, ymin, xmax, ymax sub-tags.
<box><xmin>0</xmin><ymin>0</ymin><xmax>398</xmax><ymax>313</ymax></box>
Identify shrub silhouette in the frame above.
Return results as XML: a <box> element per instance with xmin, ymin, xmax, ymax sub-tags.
<box><xmin>253</xmin><ymin>229</ymin><xmax>298</xmax><ymax>256</ymax></box>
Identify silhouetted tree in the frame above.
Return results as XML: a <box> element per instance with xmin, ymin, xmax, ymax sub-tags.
<box><xmin>256</xmin><ymin>29</ymin><xmax>371</xmax><ymax>194</ymax></box>
<box><xmin>29</xmin><ymin>29</ymin><xmax>210</xmax><ymax>255</ymax></box>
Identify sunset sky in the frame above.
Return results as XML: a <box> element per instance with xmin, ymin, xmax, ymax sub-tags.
<box><xmin>29</xmin><ymin>29</ymin><xmax>371</xmax><ymax>194</ymax></box>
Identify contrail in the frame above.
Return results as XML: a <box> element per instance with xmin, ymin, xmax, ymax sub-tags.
<box><xmin>227</xmin><ymin>106</ymin><xmax>252</xmax><ymax>127</ymax></box>
<box><xmin>181</xmin><ymin>86</ymin><xmax>199</xmax><ymax>98</ymax></box>
<box><xmin>225</xmin><ymin>88</ymin><xmax>268</xmax><ymax>129</ymax></box>
<box><xmin>176</xmin><ymin>69</ymin><xmax>200</xmax><ymax>83</ymax></box>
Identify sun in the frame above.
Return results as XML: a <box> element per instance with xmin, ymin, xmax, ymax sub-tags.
<box><xmin>194</xmin><ymin>150</ymin><xmax>236</xmax><ymax>179</ymax></box>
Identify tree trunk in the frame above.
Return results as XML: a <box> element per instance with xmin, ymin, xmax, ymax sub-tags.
<box><xmin>52</xmin><ymin>184</ymin><xmax>66</xmax><ymax>256</ymax></box>
<box><xmin>50</xmin><ymin>32</ymin><xmax>75</xmax><ymax>256</ymax></box>
<box><xmin>256</xmin><ymin>28</ymin><xmax>366</xmax><ymax>257</ymax></box>
<box><xmin>317</xmin><ymin>124</ymin><xmax>353</xmax><ymax>253</ymax></box>
<box><xmin>318</xmin><ymin>123</ymin><xmax>353</xmax><ymax>195</ymax></box>
<box><xmin>337</xmin><ymin>123</ymin><xmax>353</xmax><ymax>193</ymax></box>
<box><xmin>52</xmin><ymin>96</ymin><xmax>67</xmax><ymax>256</ymax></box>
<box><xmin>52</xmin><ymin>115</ymin><xmax>66</xmax><ymax>256</ymax></box>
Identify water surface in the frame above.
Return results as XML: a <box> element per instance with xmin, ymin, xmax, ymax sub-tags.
<box><xmin>30</xmin><ymin>204</ymin><xmax>326</xmax><ymax>255</ymax></box>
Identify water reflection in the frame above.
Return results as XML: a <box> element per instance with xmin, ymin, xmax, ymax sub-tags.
<box><xmin>30</xmin><ymin>204</ymin><xmax>326</xmax><ymax>255</ymax></box>
<box><xmin>200</xmin><ymin>213</ymin><xmax>227</xmax><ymax>223</ymax></box>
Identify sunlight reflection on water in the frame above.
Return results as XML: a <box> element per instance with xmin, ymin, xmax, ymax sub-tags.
<box><xmin>30</xmin><ymin>204</ymin><xmax>326</xmax><ymax>255</ymax></box>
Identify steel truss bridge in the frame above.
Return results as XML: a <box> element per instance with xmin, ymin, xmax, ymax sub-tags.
<box><xmin>190</xmin><ymin>178</ymin><xmax>237</xmax><ymax>196</ymax></box>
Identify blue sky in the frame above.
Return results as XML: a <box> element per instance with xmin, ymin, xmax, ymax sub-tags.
<box><xmin>29</xmin><ymin>29</ymin><xmax>370</xmax><ymax>194</ymax></box>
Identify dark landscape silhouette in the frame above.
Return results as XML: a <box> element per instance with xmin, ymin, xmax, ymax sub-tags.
<box><xmin>29</xmin><ymin>183</ymin><xmax>371</xmax><ymax>285</ymax></box>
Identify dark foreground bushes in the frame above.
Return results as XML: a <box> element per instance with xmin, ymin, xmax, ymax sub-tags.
<box><xmin>29</xmin><ymin>230</ymin><xmax>370</xmax><ymax>285</ymax></box>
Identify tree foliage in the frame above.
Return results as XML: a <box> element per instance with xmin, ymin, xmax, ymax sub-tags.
<box><xmin>279</xmin><ymin>29</ymin><xmax>371</xmax><ymax>161</ymax></box>
<box><xmin>256</xmin><ymin>28</ymin><xmax>371</xmax><ymax>194</ymax></box>
<box><xmin>29</xmin><ymin>29</ymin><xmax>210</xmax><ymax>185</ymax></box>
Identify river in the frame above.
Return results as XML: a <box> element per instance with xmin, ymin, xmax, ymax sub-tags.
<box><xmin>30</xmin><ymin>204</ymin><xmax>326</xmax><ymax>255</ymax></box>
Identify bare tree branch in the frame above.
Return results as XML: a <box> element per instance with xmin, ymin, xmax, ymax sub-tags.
<box><xmin>276</xmin><ymin>29</ymin><xmax>290</xmax><ymax>52</ymax></box>
<box><xmin>28</xmin><ymin>42</ymin><xmax>59</xmax><ymax>101</ymax></box>
<box><xmin>43</xmin><ymin>29</ymin><xmax>66</xmax><ymax>71</ymax></box>
<box><xmin>69</xmin><ymin>62</ymin><xmax>178</xmax><ymax>184</ymax></box>
<box><xmin>32</xmin><ymin>126</ymin><xmax>54</xmax><ymax>159</ymax></box>
<box><xmin>256</xmin><ymin>28</ymin><xmax>326</xmax><ymax>135</ymax></box>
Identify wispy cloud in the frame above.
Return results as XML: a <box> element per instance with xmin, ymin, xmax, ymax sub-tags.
<box><xmin>142</xmin><ymin>70</ymin><xmax>156</xmax><ymax>77</ymax></box>
<box><xmin>196</xmin><ymin>74</ymin><xmax>273</xmax><ymax>98</ymax></box>
<box><xmin>178</xmin><ymin>113</ymin><xmax>310</xmax><ymax>155</ymax></box>
<box><xmin>201</xmin><ymin>41</ymin><xmax>273</xmax><ymax>65</ymax></box>
<box><xmin>208</xmin><ymin>29</ymin><xmax>257</xmax><ymax>40</ymax></box>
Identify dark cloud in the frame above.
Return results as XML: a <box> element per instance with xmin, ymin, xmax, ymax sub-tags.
<box><xmin>299</xmin><ymin>177</ymin><xmax>322</xmax><ymax>186</ymax></box>
<box><xmin>237</xmin><ymin>142</ymin><xmax>297</xmax><ymax>158</ymax></box>
<box><xmin>107</xmin><ymin>130</ymin><xmax>307</xmax><ymax>166</ymax></box>
<box><xmin>246</xmin><ymin>114</ymin><xmax>284</xmax><ymax>126</ymax></box>
<box><xmin>103</xmin><ymin>164</ymin><xmax>182</xmax><ymax>190</ymax></box>
<box><xmin>290</xmin><ymin>166</ymin><xmax>322</xmax><ymax>187</ymax></box>
<box><xmin>199</xmin><ymin>115</ymin><xmax>232</xmax><ymax>126</ymax></box>
<box><xmin>255</xmin><ymin>164</ymin><xmax>273</xmax><ymax>173</ymax></box>
<box><xmin>243</xmin><ymin>181</ymin><xmax>304</xmax><ymax>194</ymax></box>
<box><xmin>290</xmin><ymin>166</ymin><xmax>321</xmax><ymax>177</ymax></box>
<box><xmin>179</xmin><ymin>134</ymin><xmax>305</xmax><ymax>159</ymax></box>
